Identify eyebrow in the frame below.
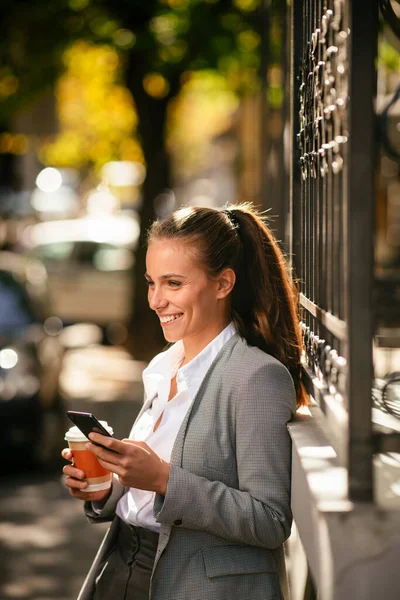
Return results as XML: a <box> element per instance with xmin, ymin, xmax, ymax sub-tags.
<box><xmin>144</xmin><ymin>273</ymin><xmax>185</xmax><ymax>280</ymax></box>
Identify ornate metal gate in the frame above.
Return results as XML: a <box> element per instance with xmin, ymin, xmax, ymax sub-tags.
<box><xmin>285</xmin><ymin>1</ymin><xmax>400</xmax><ymax>598</ymax></box>
<box><xmin>290</xmin><ymin>0</ymin><xmax>400</xmax><ymax>500</ymax></box>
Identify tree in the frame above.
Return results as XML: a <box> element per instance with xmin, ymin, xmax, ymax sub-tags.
<box><xmin>0</xmin><ymin>0</ymin><xmax>262</xmax><ymax>359</ymax></box>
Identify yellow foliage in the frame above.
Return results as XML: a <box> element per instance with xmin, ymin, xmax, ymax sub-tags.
<box><xmin>69</xmin><ymin>0</ymin><xmax>89</xmax><ymax>9</ymax></box>
<box><xmin>237</xmin><ymin>30</ymin><xmax>260</xmax><ymax>52</ymax></box>
<box><xmin>143</xmin><ymin>73</ymin><xmax>170</xmax><ymax>98</ymax></box>
<box><xmin>167</xmin><ymin>71</ymin><xmax>239</xmax><ymax>179</ymax></box>
<box><xmin>0</xmin><ymin>75</ymin><xmax>19</xmax><ymax>97</ymax></box>
<box><xmin>0</xmin><ymin>133</ymin><xmax>28</xmax><ymax>155</ymax></box>
<box><xmin>120</xmin><ymin>139</ymin><xmax>144</xmax><ymax>163</ymax></box>
<box><xmin>41</xmin><ymin>41</ymin><xmax>140</xmax><ymax>173</ymax></box>
<box><xmin>114</xmin><ymin>29</ymin><xmax>136</xmax><ymax>49</ymax></box>
<box><xmin>39</xmin><ymin>131</ymin><xmax>87</xmax><ymax>168</ymax></box>
<box><xmin>233</xmin><ymin>0</ymin><xmax>260</xmax><ymax>11</ymax></box>
<box><xmin>160</xmin><ymin>0</ymin><xmax>189</xmax><ymax>8</ymax></box>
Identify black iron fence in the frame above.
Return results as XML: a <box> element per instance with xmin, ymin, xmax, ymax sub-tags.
<box><xmin>288</xmin><ymin>0</ymin><xmax>400</xmax><ymax>501</ymax></box>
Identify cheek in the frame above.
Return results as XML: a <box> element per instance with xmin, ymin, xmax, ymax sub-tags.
<box><xmin>193</xmin><ymin>289</ymin><xmax>217</xmax><ymax>312</ymax></box>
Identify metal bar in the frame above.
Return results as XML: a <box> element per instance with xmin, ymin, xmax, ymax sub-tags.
<box><xmin>300</xmin><ymin>293</ymin><xmax>347</xmax><ymax>340</ymax></box>
<box><xmin>340</xmin><ymin>4</ymin><xmax>350</xmax><ymax>325</ymax></box>
<box><xmin>375</xmin><ymin>328</ymin><xmax>400</xmax><ymax>348</ymax></box>
<box><xmin>303</xmin><ymin>0</ymin><xmax>309</xmax><ymax>301</ymax></box>
<box><xmin>373</xmin><ymin>432</ymin><xmax>400</xmax><ymax>454</ymax></box>
<box><xmin>304</xmin><ymin>171</ymin><xmax>308</xmax><ymax>299</ymax></box>
<box><xmin>280</xmin><ymin>0</ymin><xmax>291</xmax><ymax>253</ymax></box>
<box><xmin>301</xmin><ymin>365</ymin><xmax>327</xmax><ymax>410</ymax></box>
<box><xmin>310</xmin><ymin>0</ymin><xmax>315</xmax><ymax>304</ymax></box>
<box><xmin>259</xmin><ymin>0</ymin><xmax>271</xmax><ymax>215</ymax></box>
<box><xmin>289</xmin><ymin>0</ymin><xmax>303</xmax><ymax>278</ymax></box>
<box><xmin>321</xmin><ymin>155</ymin><xmax>327</xmax><ymax>313</ymax></box>
<box><xmin>347</xmin><ymin>0</ymin><xmax>378</xmax><ymax>502</ymax></box>
<box><xmin>332</xmin><ymin>170</ymin><xmax>340</xmax><ymax>317</ymax></box>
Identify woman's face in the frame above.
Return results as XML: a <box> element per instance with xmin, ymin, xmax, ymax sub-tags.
<box><xmin>145</xmin><ymin>239</ymin><xmax>231</xmax><ymax>349</ymax></box>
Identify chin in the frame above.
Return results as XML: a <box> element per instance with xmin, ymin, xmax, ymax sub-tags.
<box><xmin>160</xmin><ymin>318</ymin><xmax>185</xmax><ymax>343</ymax></box>
<box><xmin>162</xmin><ymin>329</ymin><xmax>181</xmax><ymax>343</ymax></box>
<box><xmin>163</xmin><ymin>333</ymin><xmax>176</xmax><ymax>343</ymax></box>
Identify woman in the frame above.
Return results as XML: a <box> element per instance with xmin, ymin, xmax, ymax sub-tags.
<box><xmin>62</xmin><ymin>203</ymin><xmax>307</xmax><ymax>600</ymax></box>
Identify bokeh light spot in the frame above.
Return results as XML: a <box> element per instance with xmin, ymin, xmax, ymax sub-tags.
<box><xmin>143</xmin><ymin>73</ymin><xmax>170</xmax><ymax>98</ymax></box>
<box><xmin>36</xmin><ymin>168</ymin><xmax>62</xmax><ymax>193</ymax></box>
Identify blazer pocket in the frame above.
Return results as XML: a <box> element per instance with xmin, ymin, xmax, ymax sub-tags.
<box><xmin>202</xmin><ymin>545</ymin><xmax>277</xmax><ymax>579</ymax></box>
<box><xmin>203</xmin><ymin>462</ymin><xmax>232</xmax><ymax>476</ymax></box>
<box><xmin>202</xmin><ymin>463</ymin><xmax>237</xmax><ymax>486</ymax></box>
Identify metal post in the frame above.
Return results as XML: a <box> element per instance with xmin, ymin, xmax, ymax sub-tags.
<box><xmin>290</xmin><ymin>0</ymin><xmax>303</xmax><ymax>279</ymax></box>
<box><xmin>346</xmin><ymin>0</ymin><xmax>378</xmax><ymax>502</ymax></box>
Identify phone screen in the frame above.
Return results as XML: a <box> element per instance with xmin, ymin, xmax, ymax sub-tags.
<box><xmin>66</xmin><ymin>411</ymin><xmax>115</xmax><ymax>450</ymax></box>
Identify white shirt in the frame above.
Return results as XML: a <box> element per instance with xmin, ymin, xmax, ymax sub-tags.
<box><xmin>115</xmin><ymin>322</ymin><xmax>237</xmax><ymax>532</ymax></box>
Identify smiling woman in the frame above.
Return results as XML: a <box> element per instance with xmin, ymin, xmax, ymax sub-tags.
<box><xmin>62</xmin><ymin>203</ymin><xmax>307</xmax><ymax>600</ymax></box>
<box><xmin>145</xmin><ymin>239</ymin><xmax>235</xmax><ymax>360</ymax></box>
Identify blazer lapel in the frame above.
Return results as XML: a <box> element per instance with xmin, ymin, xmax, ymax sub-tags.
<box><xmin>150</xmin><ymin>334</ymin><xmax>240</xmax><ymax>596</ymax></box>
<box><xmin>170</xmin><ymin>333</ymin><xmax>240</xmax><ymax>467</ymax></box>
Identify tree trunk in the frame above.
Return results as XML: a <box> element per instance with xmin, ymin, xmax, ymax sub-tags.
<box><xmin>125</xmin><ymin>56</ymin><xmax>172</xmax><ymax>361</ymax></box>
<box><xmin>0</xmin><ymin>122</ymin><xmax>20</xmax><ymax>194</ymax></box>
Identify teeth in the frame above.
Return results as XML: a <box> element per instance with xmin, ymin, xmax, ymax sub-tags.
<box><xmin>160</xmin><ymin>314</ymin><xmax>182</xmax><ymax>323</ymax></box>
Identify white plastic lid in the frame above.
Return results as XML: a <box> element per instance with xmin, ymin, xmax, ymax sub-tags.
<box><xmin>64</xmin><ymin>421</ymin><xmax>114</xmax><ymax>442</ymax></box>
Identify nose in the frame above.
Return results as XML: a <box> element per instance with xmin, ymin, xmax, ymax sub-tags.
<box><xmin>148</xmin><ymin>285</ymin><xmax>168</xmax><ymax>311</ymax></box>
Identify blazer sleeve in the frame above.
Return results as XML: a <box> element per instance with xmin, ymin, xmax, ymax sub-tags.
<box><xmin>153</xmin><ymin>361</ymin><xmax>296</xmax><ymax>550</ymax></box>
<box><xmin>84</xmin><ymin>474</ymin><xmax>126</xmax><ymax>524</ymax></box>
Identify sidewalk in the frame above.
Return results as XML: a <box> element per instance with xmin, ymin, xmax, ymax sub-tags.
<box><xmin>0</xmin><ymin>468</ymin><xmax>108</xmax><ymax>600</ymax></box>
<box><xmin>0</xmin><ymin>350</ymin><xmax>146</xmax><ymax>600</ymax></box>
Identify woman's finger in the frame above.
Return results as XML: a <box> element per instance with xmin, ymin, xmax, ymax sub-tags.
<box><xmin>85</xmin><ymin>442</ymin><xmax>124</xmax><ymax>469</ymax></box>
<box><xmin>64</xmin><ymin>475</ymin><xmax>89</xmax><ymax>492</ymax></box>
<box><xmin>87</xmin><ymin>432</ymin><xmax>125</xmax><ymax>454</ymax></box>
<box><xmin>61</xmin><ymin>447</ymin><xmax>73</xmax><ymax>461</ymax></box>
<box><xmin>68</xmin><ymin>487</ymin><xmax>99</xmax><ymax>500</ymax></box>
<box><xmin>98</xmin><ymin>457</ymin><xmax>125</xmax><ymax>477</ymax></box>
<box><xmin>63</xmin><ymin>464</ymin><xmax>86</xmax><ymax>480</ymax></box>
<box><xmin>67</xmin><ymin>485</ymin><xmax>112</xmax><ymax>502</ymax></box>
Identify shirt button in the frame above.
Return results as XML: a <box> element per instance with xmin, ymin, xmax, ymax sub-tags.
<box><xmin>173</xmin><ymin>519</ymin><xmax>183</xmax><ymax>526</ymax></box>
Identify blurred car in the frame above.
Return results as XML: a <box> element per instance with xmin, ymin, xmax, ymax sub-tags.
<box><xmin>20</xmin><ymin>215</ymin><xmax>140</xmax><ymax>343</ymax></box>
<box><xmin>0</xmin><ymin>251</ymin><xmax>67</xmax><ymax>469</ymax></box>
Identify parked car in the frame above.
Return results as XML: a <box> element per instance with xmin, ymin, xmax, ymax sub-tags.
<box><xmin>0</xmin><ymin>251</ymin><xmax>67</xmax><ymax>470</ymax></box>
<box><xmin>19</xmin><ymin>215</ymin><xmax>140</xmax><ymax>343</ymax></box>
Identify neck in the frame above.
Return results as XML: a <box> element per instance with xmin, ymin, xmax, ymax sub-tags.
<box><xmin>181</xmin><ymin>319</ymin><xmax>231</xmax><ymax>365</ymax></box>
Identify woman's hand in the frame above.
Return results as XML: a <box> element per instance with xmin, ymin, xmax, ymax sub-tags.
<box><xmin>85</xmin><ymin>433</ymin><xmax>171</xmax><ymax>495</ymax></box>
<box><xmin>61</xmin><ymin>448</ymin><xmax>113</xmax><ymax>502</ymax></box>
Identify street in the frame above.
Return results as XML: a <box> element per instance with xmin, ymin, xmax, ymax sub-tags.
<box><xmin>0</xmin><ymin>390</ymin><xmax>144</xmax><ymax>600</ymax></box>
<box><xmin>0</xmin><ymin>465</ymin><xmax>109</xmax><ymax>600</ymax></box>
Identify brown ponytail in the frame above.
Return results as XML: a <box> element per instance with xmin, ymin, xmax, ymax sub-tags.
<box><xmin>147</xmin><ymin>203</ymin><xmax>307</xmax><ymax>407</ymax></box>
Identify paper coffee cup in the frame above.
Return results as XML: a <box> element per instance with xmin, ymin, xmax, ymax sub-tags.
<box><xmin>64</xmin><ymin>422</ymin><xmax>114</xmax><ymax>492</ymax></box>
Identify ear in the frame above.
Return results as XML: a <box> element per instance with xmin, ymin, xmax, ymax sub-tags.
<box><xmin>216</xmin><ymin>268</ymin><xmax>236</xmax><ymax>299</ymax></box>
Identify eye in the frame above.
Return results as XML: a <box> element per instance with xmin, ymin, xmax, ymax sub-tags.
<box><xmin>145</xmin><ymin>279</ymin><xmax>154</xmax><ymax>287</ymax></box>
<box><xmin>168</xmin><ymin>280</ymin><xmax>181</xmax><ymax>288</ymax></box>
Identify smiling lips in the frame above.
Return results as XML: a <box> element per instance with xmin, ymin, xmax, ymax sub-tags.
<box><xmin>159</xmin><ymin>313</ymin><xmax>183</xmax><ymax>324</ymax></box>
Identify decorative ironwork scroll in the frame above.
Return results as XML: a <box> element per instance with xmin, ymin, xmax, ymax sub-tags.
<box><xmin>297</xmin><ymin>0</ymin><xmax>349</xmax><ymax>182</ymax></box>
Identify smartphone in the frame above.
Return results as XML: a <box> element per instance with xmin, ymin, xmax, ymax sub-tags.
<box><xmin>66</xmin><ymin>410</ymin><xmax>116</xmax><ymax>450</ymax></box>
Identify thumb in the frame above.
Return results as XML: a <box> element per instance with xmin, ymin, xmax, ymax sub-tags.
<box><xmin>62</xmin><ymin>448</ymin><xmax>72</xmax><ymax>460</ymax></box>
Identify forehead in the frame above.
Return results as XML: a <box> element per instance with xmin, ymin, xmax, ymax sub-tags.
<box><xmin>146</xmin><ymin>239</ymin><xmax>203</xmax><ymax>274</ymax></box>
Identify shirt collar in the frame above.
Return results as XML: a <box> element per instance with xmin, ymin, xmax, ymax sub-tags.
<box><xmin>142</xmin><ymin>322</ymin><xmax>237</xmax><ymax>402</ymax></box>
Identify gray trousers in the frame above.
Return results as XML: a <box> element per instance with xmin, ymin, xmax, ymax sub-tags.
<box><xmin>93</xmin><ymin>518</ymin><xmax>159</xmax><ymax>600</ymax></box>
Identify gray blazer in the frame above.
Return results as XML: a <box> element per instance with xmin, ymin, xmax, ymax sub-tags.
<box><xmin>78</xmin><ymin>333</ymin><xmax>296</xmax><ymax>600</ymax></box>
